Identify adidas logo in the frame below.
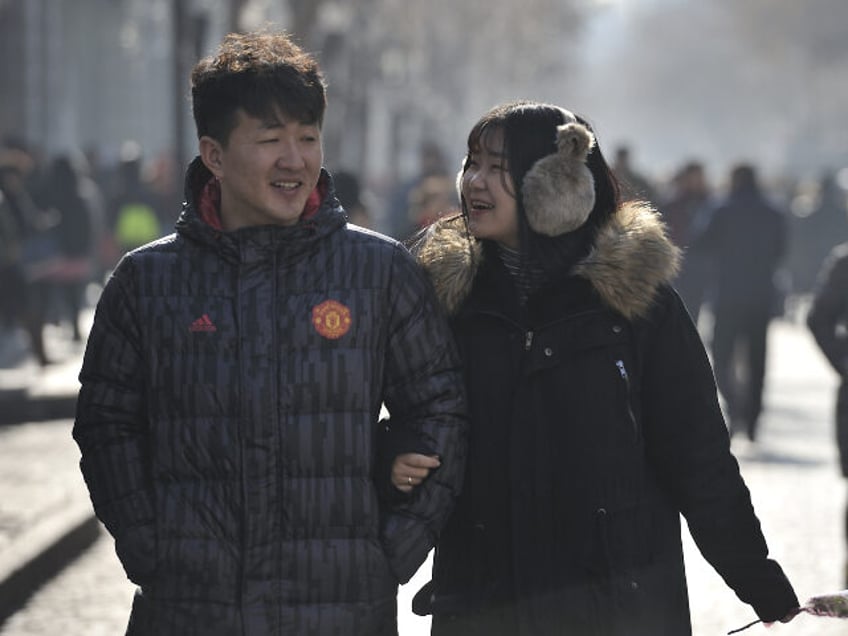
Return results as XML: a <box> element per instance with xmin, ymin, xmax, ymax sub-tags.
<box><xmin>189</xmin><ymin>314</ymin><xmax>217</xmax><ymax>332</ymax></box>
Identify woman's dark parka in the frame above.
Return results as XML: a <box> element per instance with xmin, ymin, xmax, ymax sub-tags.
<box><xmin>413</xmin><ymin>204</ymin><xmax>797</xmax><ymax>636</ymax></box>
<box><xmin>73</xmin><ymin>159</ymin><xmax>468</xmax><ymax>636</ymax></box>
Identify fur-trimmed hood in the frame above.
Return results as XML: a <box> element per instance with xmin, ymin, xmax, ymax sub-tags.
<box><xmin>414</xmin><ymin>202</ymin><xmax>681</xmax><ymax>320</ymax></box>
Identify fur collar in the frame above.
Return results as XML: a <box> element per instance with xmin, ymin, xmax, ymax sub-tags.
<box><xmin>414</xmin><ymin>202</ymin><xmax>680</xmax><ymax>320</ymax></box>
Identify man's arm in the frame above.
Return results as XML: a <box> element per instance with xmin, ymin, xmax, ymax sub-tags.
<box><xmin>72</xmin><ymin>260</ymin><xmax>156</xmax><ymax>585</ymax></box>
<box><xmin>378</xmin><ymin>246</ymin><xmax>468</xmax><ymax>584</ymax></box>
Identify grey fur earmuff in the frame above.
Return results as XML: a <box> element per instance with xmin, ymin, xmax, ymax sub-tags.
<box><xmin>522</xmin><ymin>118</ymin><xmax>596</xmax><ymax>236</ymax></box>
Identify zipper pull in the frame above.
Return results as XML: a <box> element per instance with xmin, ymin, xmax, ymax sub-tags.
<box><xmin>524</xmin><ymin>331</ymin><xmax>534</xmax><ymax>351</ymax></box>
<box><xmin>616</xmin><ymin>359</ymin><xmax>639</xmax><ymax>439</ymax></box>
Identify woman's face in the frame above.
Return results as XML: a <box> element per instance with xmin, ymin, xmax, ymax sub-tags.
<box><xmin>461</xmin><ymin>127</ymin><xmax>520</xmax><ymax>249</ymax></box>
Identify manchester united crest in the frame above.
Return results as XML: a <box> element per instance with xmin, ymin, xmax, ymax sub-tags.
<box><xmin>312</xmin><ymin>300</ymin><xmax>352</xmax><ymax>339</ymax></box>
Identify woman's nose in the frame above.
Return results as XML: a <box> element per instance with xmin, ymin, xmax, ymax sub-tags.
<box><xmin>465</xmin><ymin>170</ymin><xmax>484</xmax><ymax>190</ymax></box>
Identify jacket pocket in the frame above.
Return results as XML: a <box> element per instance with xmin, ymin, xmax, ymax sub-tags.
<box><xmin>115</xmin><ymin>523</ymin><xmax>157</xmax><ymax>586</ymax></box>
<box><xmin>591</xmin><ymin>500</ymin><xmax>653</xmax><ymax>577</ymax></box>
<box><xmin>370</xmin><ymin>538</ymin><xmax>400</xmax><ymax>593</ymax></box>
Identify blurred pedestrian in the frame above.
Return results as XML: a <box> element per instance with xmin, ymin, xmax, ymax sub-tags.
<box><xmin>332</xmin><ymin>169</ymin><xmax>373</xmax><ymax>228</ymax></box>
<box><xmin>0</xmin><ymin>145</ymin><xmax>57</xmax><ymax>365</ymax></box>
<box><xmin>42</xmin><ymin>152</ymin><xmax>104</xmax><ymax>341</ymax></box>
<box><xmin>403</xmin><ymin>100</ymin><xmax>798</xmax><ymax>635</ymax></box>
<box><xmin>612</xmin><ymin>144</ymin><xmax>657</xmax><ymax>205</ymax></box>
<box><xmin>73</xmin><ymin>30</ymin><xmax>467</xmax><ymax>636</ymax></box>
<box><xmin>658</xmin><ymin>160</ymin><xmax>715</xmax><ymax>323</ymax></box>
<box><xmin>696</xmin><ymin>164</ymin><xmax>787</xmax><ymax>441</ymax></box>
<box><xmin>106</xmin><ymin>140</ymin><xmax>164</xmax><ymax>267</ymax></box>
<box><xmin>787</xmin><ymin>171</ymin><xmax>848</xmax><ymax>296</ymax></box>
<box><xmin>0</xmin><ymin>166</ymin><xmax>24</xmax><ymax>328</ymax></box>
<box><xmin>387</xmin><ymin>140</ymin><xmax>451</xmax><ymax>240</ymax></box>
<box><xmin>807</xmin><ymin>241</ymin><xmax>848</xmax><ymax>585</ymax></box>
<box><xmin>406</xmin><ymin>174</ymin><xmax>458</xmax><ymax>231</ymax></box>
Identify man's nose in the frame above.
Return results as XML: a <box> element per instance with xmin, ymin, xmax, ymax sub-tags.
<box><xmin>276</xmin><ymin>138</ymin><xmax>304</xmax><ymax>169</ymax></box>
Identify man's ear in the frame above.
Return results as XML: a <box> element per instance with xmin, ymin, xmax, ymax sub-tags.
<box><xmin>199</xmin><ymin>136</ymin><xmax>224</xmax><ymax>178</ymax></box>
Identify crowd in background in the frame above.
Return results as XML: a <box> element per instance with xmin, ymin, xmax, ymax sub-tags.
<box><xmin>383</xmin><ymin>140</ymin><xmax>848</xmax><ymax>322</ymax></box>
<box><xmin>0</xmin><ymin>136</ymin><xmax>180</xmax><ymax>366</ymax></box>
<box><xmin>2</xmin><ymin>133</ymin><xmax>848</xmax><ymax>383</ymax></box>
<box><xmin>377</xmin><ymin>140</ymin><xmax>848</xmax><ymax>445</ymax></box>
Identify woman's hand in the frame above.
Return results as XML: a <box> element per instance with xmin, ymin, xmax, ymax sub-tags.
<box><xmin>391</xmin><ymin>453</ymin><xmax>441</xmax><ymax>493</ymax></box>
<box><xmin>764</xmin><ymin>606</ymin><xmax>801</xmax><ymax>627</ymax></box>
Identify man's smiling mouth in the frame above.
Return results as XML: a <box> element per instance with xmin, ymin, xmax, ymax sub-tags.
<box><xmin>272</xmin><ymin>181</ymin><xmax>300</xmax><ymax>190</ymax></box>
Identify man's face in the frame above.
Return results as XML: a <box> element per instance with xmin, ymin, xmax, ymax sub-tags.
<box><xmin>201</xmin><ymin>108</ymin><xmax>323</xmax><ymax>230</ymax></box>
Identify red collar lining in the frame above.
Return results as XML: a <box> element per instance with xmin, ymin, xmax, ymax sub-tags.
<box><xmin>197</xmin><ymin>176</ymin><xmax>327</xmax><ymax>230</ymax></box>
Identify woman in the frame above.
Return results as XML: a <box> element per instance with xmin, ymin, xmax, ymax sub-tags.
<box><xmin>393</xmin><ymin>101</ymin><xmax>798</xmax><ymax>635</ymax></box>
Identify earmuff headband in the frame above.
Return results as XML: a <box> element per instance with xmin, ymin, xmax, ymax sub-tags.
<box><xmin>521</xmin><ymin>118</ymin><xmax>596</xmax><ymax>236</ymax></box>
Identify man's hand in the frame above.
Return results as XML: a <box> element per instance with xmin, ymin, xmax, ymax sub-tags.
<box><xmin>391</xmin><ymin>453</ymin><xmax>441</xmax><ymax>493</ymax></box>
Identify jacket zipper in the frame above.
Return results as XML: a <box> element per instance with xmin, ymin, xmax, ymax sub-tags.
<box><xmin>524</xmin><ymin>330</ymin><xmax>534</xmax><ymax>351</ymax></box>
<box><xmin>615</xmin><ymin>359</ymin><xmax>639</xmax><ymax>439</ymax></box>
<box><xmin>236</xmin><ymin>244</ymin><xmax>247</xmax><ymax>609</ymax></box>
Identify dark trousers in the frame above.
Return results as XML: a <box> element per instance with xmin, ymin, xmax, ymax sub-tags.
<box><xmin>711</xmin><ymin>301</ymin><xmax>771</xmax><ymax>440</ymax></box>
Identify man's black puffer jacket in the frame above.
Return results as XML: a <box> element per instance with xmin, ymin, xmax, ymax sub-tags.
<box><xmin>73</xmin><ymin>159</ymin><xmax>468</xmax><ymax>635</ymax></box>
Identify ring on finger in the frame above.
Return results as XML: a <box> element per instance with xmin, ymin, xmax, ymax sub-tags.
<box><xmin>407</xmin><ymin>476</ymin><xmax>412</xmax><ymax>485</ymax></box>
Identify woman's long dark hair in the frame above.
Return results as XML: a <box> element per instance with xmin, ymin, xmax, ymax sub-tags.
<box><xmin>461</xmin><ymin>100</ymin><xmax>621</xmax><ymax>277</ymax></box>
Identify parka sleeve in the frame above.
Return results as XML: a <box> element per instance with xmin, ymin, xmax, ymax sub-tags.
<box><xmin>377</xmin><ymin>245</ymin><xmax>469</xmax><ymax>584</ymax></box>
<box><xmin>639</xmin><ymin>286</ymin><xmax>798</xmax><ymax>622</ymax></box>
<box><xmin>807</xmin><ymin>245</ymin><xmax>848</xmax><ymax>376</ymax></box>
<box><xmin>72</xmin><ymin>259</ymin><xmax>156</xmax><ymax>584</ymax></box>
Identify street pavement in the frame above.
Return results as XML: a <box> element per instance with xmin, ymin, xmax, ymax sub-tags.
<box><xmin>2</xmin><ymin>312</ymin><xmax>848</xmax><ymax>635</ymax></box>
<box><xmin>0</xmin><ymin>311</ymin><xmax>101</xmax><ymax>629</ymax></box>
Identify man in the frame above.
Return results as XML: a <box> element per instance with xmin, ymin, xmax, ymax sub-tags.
<box><xmin>695</xmin><ymin>163</ymin><xmax>786</xmax><ymax>441</ymax></box>
<box><xmin>73</xmin><ymin>31</ymin><xmax>467</xmax><ymax>636</ymax></box>
<box><xmin>658</xmin><ymin>160</ymin><xmax>714</xmax><ymax>324</ymax></box>
<box><xmin>611</xmin><ymin>144</ymin><xmax>657</xmax><ymax>205</ymax></box>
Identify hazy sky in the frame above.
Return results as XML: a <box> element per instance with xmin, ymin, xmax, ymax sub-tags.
<box><xmin>568</xmin><ymin>0</ymin><xmax>845</xmax><ymax>187</ymax></box>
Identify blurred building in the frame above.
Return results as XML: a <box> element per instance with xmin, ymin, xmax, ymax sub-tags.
<box><xmin>0</xmin><ymin>0</ymin><xmax>283</xmax><ymax>174</ymax></box>
<box><xmin>0</xmin><ymin>0</ymin><xmax>589</xmax><ymax>234</ymax></box>
<box><xmin>0</xmin><ymin>1</ymin><xmax>448</xmax><ymax>226</ymax></box>
<box><xmin>2</xmin><ymin>0</ymin><xmax>173</xmax><ymax>163</ymax></box>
